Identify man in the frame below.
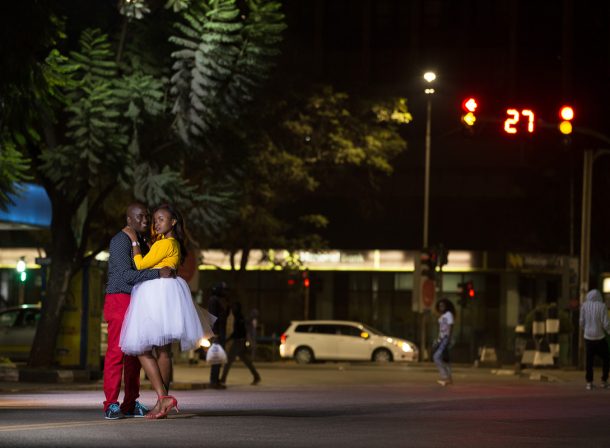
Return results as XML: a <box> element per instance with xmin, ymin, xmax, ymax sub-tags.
<box><xmin>580</xmin><ymin>289</ymin><xmax>610</xmax><ymax>390</ymax></box>
<box><xmin>103</xmin><ymin>203</ymin><xmax>174</xmax><ymax>419</ymax></box>
<box><xmin>208</xmin><ymin>282</ymin><xmax>229</xmax><ymax>389</ymax></box>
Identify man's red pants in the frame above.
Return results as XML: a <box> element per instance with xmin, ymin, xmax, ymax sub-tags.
<box><xmin>103</xmin><ymin>293</ymin><xmax>141</xmax><ymax>412</ymax></box>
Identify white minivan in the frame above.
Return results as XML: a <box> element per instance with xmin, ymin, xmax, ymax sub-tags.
<box><xmin>279</xmin><ymin>320</ymin><xmax>419</xmax><ymax>364</ymax></box>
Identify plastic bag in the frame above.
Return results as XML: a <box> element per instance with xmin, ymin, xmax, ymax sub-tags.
<box><xmin>206</xmin><ymin>343</ymin><xmax>227</xmax><ymax>365</ymax></box>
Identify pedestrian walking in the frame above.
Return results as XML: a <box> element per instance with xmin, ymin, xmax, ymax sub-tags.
<box><xmin>120</xmin><ymin>204</ymin><xmax>216</xmax><ymax>418</ymax></box>
<box><xmin>433</xmin><ymin>298</ymin><xmax>455</xmax><ymax>386</ymax></box>
<box><xmin>580</xmin><ymin>289</ymin><xmax>610</xmax><ymax>390</ymax></box>
<box><xmin>220</xmin><ymin>302</ymin><xmax>261</xmax><ymax>386</ymax></box>
<box><xmin>248</xmin><ymin>308</ymin><xmax>259</xmax><ymax>360</ymax></box>
<box><xmin>102</xmin><ymin>203</ymin><xmax>174</xmax><ymax>420</ymax></box>
<box><xmin>208</xmin><ymin>281</ymin><xmax>229</xmax><ymax>389</ymax></box>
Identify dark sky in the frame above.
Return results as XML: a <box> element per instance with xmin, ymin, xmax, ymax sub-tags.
<box><xmin>279</xmin><ymin>0</ymin><xmax>610</xmax><ymax>263</ymax></box>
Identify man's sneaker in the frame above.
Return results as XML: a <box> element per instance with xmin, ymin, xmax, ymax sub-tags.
<box><xmin>586</xmin><ymin>382</ymin><xmax>594</xmax><ymax>390</ymax></box>
<box><xmin>601</xmin><ymin>381</ymin><xmax>609</xmax><ymax>389</ymax></box>
<box><xmin>104</xmin><ymin>403</ymin><xmax>125</xmax><ymax>420</ymax></box>
<box><xmin>124</xmin><ymin>401</ymin><xmax>149</xmax><ymax>418</ymax></box>
<box><xmin>251</xmin><ymin>377</ymin><xmax>261</xmax><ymax>386</ymax></box>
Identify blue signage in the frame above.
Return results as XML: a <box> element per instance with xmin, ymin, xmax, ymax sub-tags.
<box><xmin>0</xmin><ymin>183</ymin><xmax>52</xmax><ymax>228</ymax></box>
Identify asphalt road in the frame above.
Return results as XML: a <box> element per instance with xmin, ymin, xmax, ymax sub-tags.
<box><xmin>0</xmin><ymin>363</ymin><xmax>607</xmax><ymax>448</ymax></box>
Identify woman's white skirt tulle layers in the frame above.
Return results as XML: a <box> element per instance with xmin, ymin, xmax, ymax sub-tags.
<box><xmin>119</xmin><ymin>277</ymin><xmax>216</xmax><ymax>356</ymax></box>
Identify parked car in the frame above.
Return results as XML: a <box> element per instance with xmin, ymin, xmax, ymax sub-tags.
<box><xmin>0</xmin><ymin>304</ymin><xmax>107</xmax><ymax>364</ymax></box>
<box><xmin>279</xmin><ymin>320</ymin><xmax>419</xmax><ymax>364</ymax></box>
<box><xmin>0</xmin><ymin>304</ymin><xmax>41</xmax><ymax>361</ymax></box>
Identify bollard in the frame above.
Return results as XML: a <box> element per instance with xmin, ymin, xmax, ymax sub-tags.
<box><xmin>521</xmin><ymin>337</ymin><xmax>536</xmax><ymax>366</ymax></box>
<box><xmin>532</xmin><ymin>308</ymin><xmax>553</xmax><ymax>367</ymax></box>
<box><xmin>546</xmin><ymin>304</ymin><xmax>560</xmax><ymax>365</ymax></box>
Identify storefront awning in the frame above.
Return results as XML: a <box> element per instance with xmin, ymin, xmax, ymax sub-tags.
<box><xmin>0</xmin><ymin>183</ymin><xmax>51</xmax><ymax>229</ymax></box>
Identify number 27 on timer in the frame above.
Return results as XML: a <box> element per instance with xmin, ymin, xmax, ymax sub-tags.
<box><xmin>504</xmin><ymin>109</ymin><xmax>535</xmax><ymax>134</ymax></box>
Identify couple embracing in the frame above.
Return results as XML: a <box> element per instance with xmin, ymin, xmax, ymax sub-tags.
<box><xmin>102</xmin><ymin>203</ymin><xmax>215</xmax><ymax>420</ymax></box>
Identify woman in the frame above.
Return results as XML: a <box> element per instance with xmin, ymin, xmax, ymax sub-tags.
<box><xmin>119</xmin><ymin>204</ymin><xmax>215</xmax><ymax>419</ymax></box>
<box><xmin>433</xmin><ymin>298</ymin><xmax>455</xmax><ymax>386</ymax></box>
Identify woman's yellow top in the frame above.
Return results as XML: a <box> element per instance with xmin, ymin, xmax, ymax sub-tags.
<box><xmin>133</xmin><ymin>237</ymin><xmax>180</xmax><ymax>270</ymax></box>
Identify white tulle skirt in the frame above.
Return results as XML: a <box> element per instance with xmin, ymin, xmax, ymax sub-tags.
<box><xmin>119</xmin><ymin>277</ymin><xmax>216</xmax><ymax>356</ymax></box>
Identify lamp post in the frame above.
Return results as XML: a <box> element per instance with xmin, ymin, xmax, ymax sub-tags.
<box><xmin>417</xmin><ymin>72</ymin><xmax>436</xmax><ymax>361</ymax></box>
<box><xmin>423</xmin><ymin>71</ymin><xmax>436</xmax><ymax>248</ymax></box>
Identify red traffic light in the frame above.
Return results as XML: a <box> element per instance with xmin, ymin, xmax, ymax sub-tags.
<box><xmin>303</xmin><ymin>278</ymin><xmax>310</xmax><ymax>288</ymax></box>
<box><xmin>462</xmin><ymin>97</ymin><xmax>478</xmax><ymax>113</ymax></box>
<box><xmin>559</xmin><ymin>106</ymin><xmax>574</xmax><ymax>121</ymax></box>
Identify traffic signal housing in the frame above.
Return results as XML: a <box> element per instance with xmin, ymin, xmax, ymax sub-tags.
<box><xmin>457</xmin><ymin>281</ymin><xmax>475</xmax><ymax>307</ymax></box>
<box><xmin>420</xmin><ymin>248</ymin><xmax>438</xmax><ymax>280</ymax></box>
<box><xmin>461</xmin><ymin>97</ymin><xmax>478</xmax><ymax>134</ymax></box>
<box><xmin>302</xmin><ymin>270</ymin><xmax>310</xmax><ymax>289</ymax></box>
<box><xmin>558</xmin><ymin>105</ymin><xmax>574</xmax><ymax>135</ymax></box>
<box><xmin>16</xmin><ymin>258</ymin><xmax>27</xmax><ymax>282</ymax></box>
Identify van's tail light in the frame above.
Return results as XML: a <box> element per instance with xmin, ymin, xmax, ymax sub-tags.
<box><xmin>280</xmin><ymin>333</ymin><xmax>287</xmax><ymax>344</ymax></box>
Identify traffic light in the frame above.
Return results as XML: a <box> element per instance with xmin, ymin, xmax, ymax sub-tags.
<box><xmin>558</xmin><ymin>105</ymin><xmax>574</xmax><ymax>135</ymax></box>
<box><xmin>16</xmin><ymin>258</ymin><xmax>27</xmax><ymax>282</ymax></box>
<box><xmin>420</xmin><ymin>248</ymin><xmax>438</xmax><ymax>280</ymax></box>
<box><xmin>457</xmin><ymin>281</ymin><xmax>475</xmax><ymax>307</ymax></box>
<box><xmin>302</xmin><ymin>270</ymin><xmax>310</xmax><ymax>288</ymax></box>
<box><xmin>461</xmin><ymin>97</ymin><xmax>478</xmax><ymax>134</ymax></box>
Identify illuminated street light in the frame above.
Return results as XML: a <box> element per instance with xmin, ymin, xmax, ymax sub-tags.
<box><xmin>422</xmin><ymin>71</ymin><xmax>436</xmax><ymax>248</ymax></box>
<box><xmin>423</xmin><ymin>71</ymin><xmax>437</xmax><ymax>83</ymax></box>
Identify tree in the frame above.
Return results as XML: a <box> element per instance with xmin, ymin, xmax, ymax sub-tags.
<box><xmin>0</xmin><ymin>0</ymin><xmax>285</xmax><ymax>367</ymax></box>
<box><xmin>0</xmin><ymin>1</ymin><xmax>60</xmax><ymax>209</ymax></box>
<box><xmin>211</xmin><ymin>84</ymin><xmax>411</xmax><ymax>287</ymax></box>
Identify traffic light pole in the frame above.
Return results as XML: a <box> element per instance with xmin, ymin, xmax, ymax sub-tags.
<box><xmin>577</xmin><ymin>149</ymin><xmax>592</xmax><ymax>367</ymax></box>
<box><xmin>577</xmin><ymin>147</ymin><xmax>610</xmax><ymax>366</ymax></box>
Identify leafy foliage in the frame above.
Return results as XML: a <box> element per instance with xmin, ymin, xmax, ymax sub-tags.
<box><xmin>0</xmin><ymin>1</ymin><xmax>287</xmax><ymax>368</ymax></box>
<box><xmin>39</xmin><ymin>29</ymin><xmax>133</xmax><ymax>198</ymax></box>
<box><xmin>170</xmin><ymin>0</ymin><xmax>285</xmax><ymax>145</ymax></box>
<box><xmin>119</xmin><ymin>0</ymin><xmax>151</xmax><ymax>20</ymax></box>
<box><xmin>0</xmin><ymin>139</ymin><xmax>31</xmax><ymax>210</ymax></box>
<box><xmin>213</xmin><ymin>84</ymin><xmax>410</xmax><ymax>256</ymax></box>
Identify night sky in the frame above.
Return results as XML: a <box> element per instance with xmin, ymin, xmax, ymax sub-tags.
<box><xmin>2</xmin><ymin>0</ymin><xmax>610</xmax><ymax>266</ymax></box>
<box><xmin>280</xmin><ymin>0</ymin><xmax>610</xmax><ymax>265</ymax></box>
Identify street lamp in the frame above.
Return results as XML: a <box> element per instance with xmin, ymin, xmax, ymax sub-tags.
<box><xmin>423</xmin><ymin>71</ymin><xmax>436</xmax><ymax>248</ymax></box>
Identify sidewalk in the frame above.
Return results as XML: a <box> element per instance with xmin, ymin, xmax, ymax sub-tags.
<box><xmin>0</xmin><ymin>360</ymin><xmax>590</xmax><ymax>393</ymax></box>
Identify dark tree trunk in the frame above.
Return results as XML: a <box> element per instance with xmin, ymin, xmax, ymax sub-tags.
<box><xmin>229</xmin><ymin>248</ymin><xmax>250</xmax><ymax>302</ymax></box>
<box><xmin>28</xmin><ymin>195</ymin><xmax>78</xmax><ymax>368</ymax></box>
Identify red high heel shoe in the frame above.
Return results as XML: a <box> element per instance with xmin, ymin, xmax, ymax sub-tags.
<box><xmin>157</xmin><ymin>395</ymin><xmax>179</xmax><ymax>418</ymax></box>
<box><xmin>145</xmin><ymin>402</ymin><xmax>164</xmax><ymax>420</ymax></box>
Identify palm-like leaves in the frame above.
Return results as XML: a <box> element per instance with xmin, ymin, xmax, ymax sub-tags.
<box><xmin>0</xmin><ymin>139</ymin><xmax>31</xmax><ymax>210</ymax></box>
<box><xmin>40</xmin><ymin>29</ymin><xmax>130</xmax><ymax>195</ymax></box>
<box><xmin>170</xmin><ymin>0</ymin><xmax>285</xmax><ymax>145</ymax></box>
